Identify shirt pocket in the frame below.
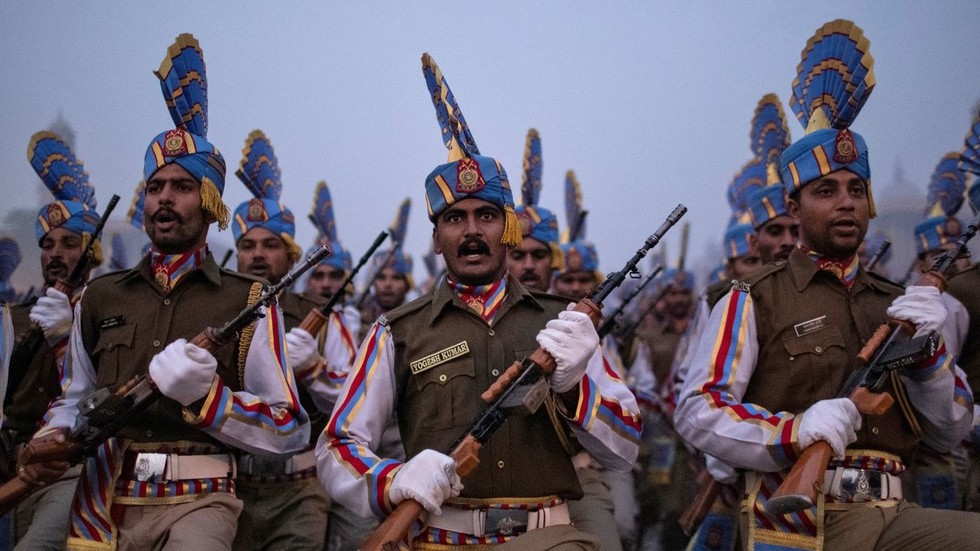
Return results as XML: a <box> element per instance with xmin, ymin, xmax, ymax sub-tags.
<box><xmin>781</xmin><ymin>325</ymin><xmax>848</xmax><ymax>399</ymax></box>
<box><xmin>92</xmin><ymin>323</ymin><xmax>137</xmax><ymax>385</ymax></box>
<box><xmin>412</xmin><ymin>356</ymin><xmax>477</xmax><ymax>431</ymax></box>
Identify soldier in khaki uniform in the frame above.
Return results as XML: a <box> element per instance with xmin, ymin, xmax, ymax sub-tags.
<box><xmin>228</xmin><ymin>130</ymin><xmax>335</xmax><ymax>551</ymax></box>
<box><xmin>18</xmin><ymin>34</ymin><xmax>309</xmax><ymax>551</ymax></box>
<box><xmin>5</xmin><ymin>131</ymin><xmax>102</xmax><ymax>550</ymax></box>
<box><xmin>676</xmin><ymin>20</ymin><xmax>980</xmax><ymax>550</ymax></box>
<box><xmin>317</xmin><ymin>54</ymin><xmax>640</xmax><ymax>550</ymax></box>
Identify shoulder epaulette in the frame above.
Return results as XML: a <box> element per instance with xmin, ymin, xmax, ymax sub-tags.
<box><xmin>865</xmin><ymin>270</ymin><xmax>904</xmax><ymax>292</ymax></box>
<box><xmin>745</xmin><ymin>260</ymin><xmax>790</xmax><ymax>287</ymax></box>
<box><xmin>217</xmin><ymin>267</ymin><xmax>265</xmax><ymax>285</ymax></box>
<box><xmin>527</xmin><ymin>287</ymin><xmax>578</xmax><ymax>307</ymax></box>
<box><xmin>382</xmin><ymin>291</ymin><xmax>434</xmax><ymax>325</ymax></box>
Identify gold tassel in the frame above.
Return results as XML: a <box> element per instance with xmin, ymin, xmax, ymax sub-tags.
<box><xmin>549</xmin><ymin>242</ymin><xmax>564</xmax><ymax>271</ymax></box>
<box><xmin>81</xmin><ymin>233</ymin><xmax>104</xmax><ymax>267</ymax></box>
<box><xmin>501</xmin><ymin>205</ymin><xmax>523</xmax><ymax>248</ymax></box>
<box><xmin>200</xmin><ymin>177</ymin><xmax>230</xmax><ymax>230</ymax></box>
<box><xmin>281</xmin><ymin>233</ymin><xmax>302</xmax><ymax>264</ymax></box>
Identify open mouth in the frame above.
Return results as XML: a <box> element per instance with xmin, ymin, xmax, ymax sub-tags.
<box><xmin>153</xmin><ymin>210</ymin><xmax>179</xmax><ymax>231</ymax></box>
<box><xmin>458</xmin><ymin>239</ymin><xmax>490</xmax><ymax>260</ymax></box>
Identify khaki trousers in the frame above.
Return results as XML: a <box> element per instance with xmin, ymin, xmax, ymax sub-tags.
<box><xmin>113</xmin><ymin>492</ymin><xmax>242</xmax><ymax>551</ymax></box>
<box><xmin>234</xmin><ymin>476</ymin><xmax>330</xmax><ymax>551</ymax></box>
<box><xmin>740</xmin><ymin>500</ymin><xmax>980</xmax><ymax>551</ymax></box>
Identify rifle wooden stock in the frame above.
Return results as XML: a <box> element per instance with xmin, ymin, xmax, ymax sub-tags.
<box><xmin>679</xmin><ymin>472</ymin><xmax>720</xmax><ymax>536</ymax></box>
<box><xmin>361</xmin><ymin>435</ymin><xmax>483</xmax><ymax>551</ymax></box>
<box><xmin>767</xmin><ymin>268</ymin><xmax>950</xmax><ymax>515</ymax></box>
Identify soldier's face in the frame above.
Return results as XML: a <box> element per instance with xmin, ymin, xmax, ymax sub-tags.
<box><xmin>374</xmin><ymin>268</ymin><xmax>409</xmax><ymax>310</ymax></box>
<box><xmin>433</xmin><ymin>198</ymin><xmax>509</xmax><ymax>286</ymax></box>
<box><xmin>306</xmin><ymin>265</ymin><xmax>346</xmax><ymax>299</ymax></box>
<box><xmin>789</xmin><ymin>170</ymin><xmax>869</xmax><ymax>259</ymax></box>
<box><xmin>664</xmin><ymin>286</ymin><xmax>693</xmax><ymax>319</ymax></box>
<box><xmin>755</xmin><ymin>216</ymin><xmax>799</xmax><ymax>263</ymax></box>
<box><xmin>553</xmin><ymin>270</ymin><xmax>597</xmax><ymax>301</ymax></box>
<box><xmin>507</xmin><ymin>237</ymin><xmax>553</xmax><ymax>291</ymax></box>
<box><xmin>237</xmin><ymin>226</ymin><xmax>292</xmax><ymax>284</ymax></box>
<box><xmin>144</xmin><ymin>163</ymin><xmax>210</xmax><ymax>254</ymax></box>
<box><xmin>40</xmin><ymin>227</ymin><xmax>84</xmax><ymax>287</ymax></box>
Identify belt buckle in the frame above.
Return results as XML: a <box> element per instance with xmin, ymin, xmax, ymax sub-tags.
<box><xmin>484</xmin><ymin>508</ymin><xmax>528</xmax><ymax>536</ymax></box>
<box><xmin>241</xmin><ymin>455</ymin><xmax>285</xmax><ymax>476</ymax></box>
<box><xmin>133</xmin><ymin>453</ymin><xmax>168</xmax><ymax>483</ymax></box>
<box><xmin>837</xmin><ymin>468</ymin><xmax>881</xmax><ymax>502</ymax></box>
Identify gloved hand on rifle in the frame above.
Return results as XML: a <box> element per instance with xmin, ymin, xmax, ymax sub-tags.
<box><xmin>285</xmin><ymin>327</ymin><xmax>320</xmax><ymax>373</ymax></box>
<box><xmin>705</xmin><ymin>454</ymin><xmax>738</xmax><ymax>485</ymax></box>
<box><xmin>388</xmin><ymin>449</ymin><xmax>463</xmax><ymax>515</ymax></box>
<box><xmin>797</xmin><ymin>398</ymin><xmax>861</xmax><ymax>459</ymax></box>
<box><xmin>17</xmin><ymin>427</ymin><xmax>71</xmax><ymax>487</ymax></box>
<box><xmin>28</xmin><ymin>288</ymin><xmax>73</xmax><ymax>345</ymax></box>
<box><xmin>149</xmin><ymin>339</ymin><xmax>217</xmax><ymax>406</ymax></box>
<box><xmin>886</xmin><ymin>285</ymin><xmax>947</xmax><ymax>338</ymax></box>
<box><xmin>536</xmin><ymin>306</ymin><xmax>600</xmax><ymax>393</ymax></box>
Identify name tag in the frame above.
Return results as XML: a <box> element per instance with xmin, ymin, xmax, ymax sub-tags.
<box><xmin>99</xmin><ymin>315</ymin><xmax>126</xmax><ymax>330</ymax></box>
<box><xmin>794</xmin><ymin>316</ymin><xmax>826</xmax><ymax>337</ymax></box>
<box><xmin>410</xmin><ymin>341</ymin><xmax>470</xmax><ymax>375</ymax></box>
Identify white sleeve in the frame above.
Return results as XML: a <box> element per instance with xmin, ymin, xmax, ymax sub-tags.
<box><xmin>38</xmin><ymin>299</ymin><xmax>93</xmax><ymax>436</ymax></box>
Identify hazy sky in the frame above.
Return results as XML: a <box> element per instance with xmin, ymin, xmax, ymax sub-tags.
<box><xmin>2</xmin><ymin>2</ymin><xmax>978</xmax><ymax>284</ymax></box>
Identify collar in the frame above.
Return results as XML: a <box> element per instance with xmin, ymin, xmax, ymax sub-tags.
<box><xmin>428</xmin><ymin>273</ymin><xmax>542</xmax><ymax>327</ymax></box>
<box><xmin>118</xmin><ymin>246</ymin><xmax>222</xmax><ymax>289</ymax></box>
<box><xmin>788</xmin><ymin>247</ymin><xmax>879</xmax><ymax>294</ymax></box>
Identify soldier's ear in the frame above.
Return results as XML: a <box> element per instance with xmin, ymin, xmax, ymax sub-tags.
<box><xmin>787</xmin><ymin>197</ymin><xmax>800</xmax><ymax>220</ymax></box>
<box><xmin>432</xmin><ymin>226</ymin><xmax>442</xmax><ymax>255</ymax></box>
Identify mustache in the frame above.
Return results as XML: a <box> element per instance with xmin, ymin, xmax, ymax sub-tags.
<box><xmin>457</xmin><ymin>238</ymin><xmax>490</xmax><ymax>256</ymax></box>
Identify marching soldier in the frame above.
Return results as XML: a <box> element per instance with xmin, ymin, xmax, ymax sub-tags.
<box><xmin>317</xmin><ymin>53</ymin><xmax>639</xmax><ymax>550</ymax></box>
<box><xmin>4</xmin><ymin>131</ymin><xmax>101</xmax><ymax>550</ymax></box>
<box><xmin>676</xmin><ymin>20</ymin><xmax>980</xmax><ymax>550</ymax></box>
<box><xmin>18</xmin><ymin>34</ymin><xmax>308</xmax><ymax>550</ymax></box>
<box><xmin>229</xmin><ymin>130</ymin><xmax>333</xmax><ymax>550</ymax></box>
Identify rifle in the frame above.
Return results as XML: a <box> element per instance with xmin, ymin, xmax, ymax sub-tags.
<box><xmin>766</xmin><ymin>214</ymin><xmax>980</xmax><ymax>515</ymax></box>
<box><xmin>355</xmin><ymin>239</ymin><xmax>398</xmax><ymax>310</ymax></box>
<box><xmin>6</xmin><ymin>195</ymin><xmax>120</xmax><ymax>409</ymax></box>
<box><xmin>0</xmin><ymin>244</ymin><xmax>331</xmax><ymax>514</ymax></box>
<box><xmin>361</xmin><ymin>204</ymin><xmax>687</xmax><ymax>551</ymax></box>
<box><xmin>597</xmin><ymin>264</ymin><xmax>664</xmax><ymax>339</ymax></box>
<box><xmin>866</xmin><ymin>239</ymin><xmax>891</xmax><ymax>272</ymax></box>
<box><xmin>299</xmin><ymin>231</ymin><xmax>389</xmax><ymax>336</ymax></box>
<box><xmin>219</xmin><ymin>248</ymin><xmax>234</xmax><ymax>269</ymax></box>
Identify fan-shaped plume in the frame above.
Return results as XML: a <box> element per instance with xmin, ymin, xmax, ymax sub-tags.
<box><xmin>27</xmin><ymin>131</ymin><xmax>97</xmax><ymax>210</ymax></box>
<box><xmin>521</xmin><ymin>128</ymin><xmax>542</xmax><ymax>207</ymax></box>
<box><xmin>926</xmin><ymin>152</ymin><xmax>967</xmax><ymax>216</ymax></box>
<box><xmin>728</xmin><ymin>159</ymin><xmax>767</xmax><ymax>214</ymax></box>
<box><xmin>155</xmin><ymin>33</ymin><xmax>208</xmax><ymax>137</ymax></box>
<box><xmin>235</xmin><ymin>130</ymin><xmax>282</xmax><ymax>201</ymax></box>
<box><xmin>127</xmin><ymin>180</ymin><xmax>146</xmax><ymax>230</ymax></box>
<box><xmin>750</xmin><ymin>94</ymin><xmax>792</xmax><ymax>166</ymax></box>
<box><xmin>790</xmin><ymin>20</ymin><xmax>875</xmax><ymax>132</ymax></box>
<box><xmin>309</xmin><ymin>181</ymin><xmax>339</xmax><ymax>243</ymax></box>
<box><xmin>564</xmin><ymin>170</ymin><xmax>586</xmax><ymax>241</ymax></box>
<box><xmin>0</xmin><ymin>237</ymin><xmax>21</xmax><ymax>283</ymax></box>
<box><xmin>421</xmin><ymin>53</ymin><xmax>480</xmax><ymax>161</ymax></box>
<box><xmin>389</xmin><ymin>198</ymin><xmax>411</xmax><ymax>246</ymax></box>
<box><xmin>960</xmin><ymin>111</ymin><xmax>980</xmax><ymax>176</ymax></box>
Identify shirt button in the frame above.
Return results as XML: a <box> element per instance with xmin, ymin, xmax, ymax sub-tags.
<box><xmin>497</xmin><ymin>460</ymin><xmax>505</xmax><ymax>469</ymax></box>
<box><xmin>163</xmin><ymin>298</ymin><xmax>171</xmax><ymax>305</ymax></box>
<box><xmin>488</xmin><ymin>329</ymin><xmax>495</xmax><ymax>337</ymax></box>
<box><xmin>144</xmin><ymin>430</ymin><xmax>153</xmax><ymax>438</ymax></box>
<box><xmin>871</xmin><ymin>427</ymin><xmax>880</xmax><ymax>435</ymax></box>
<box><xmin>814</xmin><ymin>346</ymin><xmax>823</xmax><ymax>353</ymax></box>
<box><xmin>439</xmin><ymin>374</ymin><xmax>448</xmax><ymax>383</ymax></box>
<box><xmin>37</xmin><ymin>386</ymin><xmax>45</xmax><ymax>393</ymax></box>
<box><xmin>491</xmin><ymin>369</ymin><xmax>500</xmax><ymax>377</ymax></box>
<box><xmin>152</xmin><ymin>340</ymin><xmax>161</xmax><ymax>347</ymax></box>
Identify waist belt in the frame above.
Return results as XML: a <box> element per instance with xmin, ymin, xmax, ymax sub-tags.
<box><xmin>426</xmin><ymin>502</ymin><xmax>570</xmax><ymax>537</ymax></box>
<box><xmin>237</xmin><ymin>448</ymin><xmax>316</xmax><ymax>476</ymax></box>
<box><xmin>122</xmin><ymin>452</ymin><xmax>236</xmax><ymax>483</ymax></box>
<box><xmin>822</xmin><ymin>466</ymin><xmax>902</xmax><ymax>503</ymax></box>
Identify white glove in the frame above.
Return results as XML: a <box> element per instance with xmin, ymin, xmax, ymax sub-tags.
<box><xmin>285</xmin><ymin>328</ymin><xmax>319</xmax><ymax>373</ymax></box>
<box><xmin>28</xmin><ymin>288</ymin><xmax>73</xmax><ymax>344</ymax></box>
<box><xmin>536</xmin><ymin>307</ymin><xmax>599</xmax><ymax>393</ymax></box>
<box><xmin>886</xmin><ymin>285</ymin><xmax>947</xmax><ymax>338</ymax></box>
<box><xmin>148</xmin><ymin>338</ymin><xmax>217</xmax><ymax>406</ymax></box>
<box><xmin>797</xmin><ymin>398</ymin><xmax>861</xmax><ymax>459</ymax></box>
<box><xmin>705</xmin><ymin>454</ymin><xmax>737</xmax><ymax>484</ymax></box>
<box><xmin>388</xmin><ymin>449</ymin><xmax>462</xmax><ymax>515</ymax></box>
